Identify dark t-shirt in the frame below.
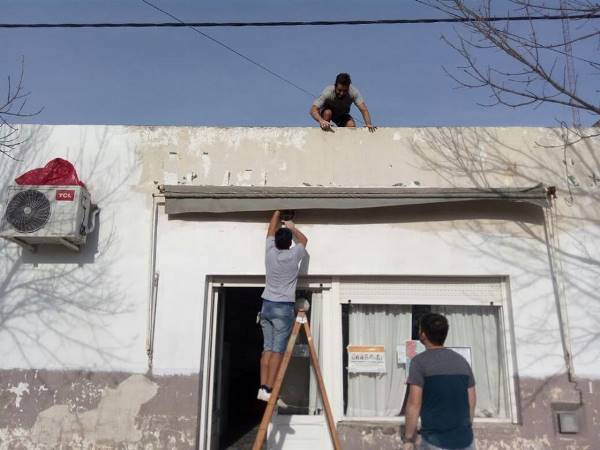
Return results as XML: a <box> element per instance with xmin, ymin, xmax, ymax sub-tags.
<box><xmin>407</xmin><ymin>348</ymin><xmax>475</xmax><ymax>449</ymax></box>
<box><xmin>312</xmin><ymin>85</ymin><xmax>364</xmax><ymax>118</ymax></box>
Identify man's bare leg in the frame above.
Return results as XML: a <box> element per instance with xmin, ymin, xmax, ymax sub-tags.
<box><xmin>266</xmin><ymin>352</ymin><xmax>284</xmax><ymax>388</ymax></box>
<box><xmin>344</xmin><ymin>117</ymin><xmax>356</xmax><ymax>128</ymax></box>
<box><xmin>260</xmin><ymin>351</ymin><xmax>272</xmax><ymax>386</ymax></box>
<box><xmin>322</xmin><ymin>108</ymin><xmax>333</xmax><ymax>123</ymax></box>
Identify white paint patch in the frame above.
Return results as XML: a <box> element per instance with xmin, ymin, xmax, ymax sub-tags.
<box><xmin>8</xmin><ymin>382</ymin><xmax>29</xmax><ymax>408</ymax></box>
<box><xmin>201</xmin><ymin>152</ymin><xmax>211</xmax><ymax>178</ymax></box>
<box><xmin>479</xmin><ymin>147</ymin><xmax>489</xmax><ymax>161</ymax></box>
<box><xmin>163</xmin><ymin>171</ymin><xmax>178</xmax><ymax>185</ymax></box>
<box><xmin>549</xmin><ymin>387</ymin><xmax>564</xmax><ymax>401</ymax></box>
<box><xmin>236</xmin><ymin>169</ymin><xmax>253</xmax><ymax>184</ymax></box>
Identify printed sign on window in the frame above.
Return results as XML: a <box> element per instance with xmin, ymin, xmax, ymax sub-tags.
<box><xmin>449</xmin><ymin>346</ymin><xmax>473</xmax><ymax>367</ymax></box>
<box><xmin>347</xmin><ymin>345</ymin><xmax>386</xmax><ymax>373</ymax></box>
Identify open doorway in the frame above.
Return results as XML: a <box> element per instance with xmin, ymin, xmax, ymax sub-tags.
<box><xmin>213</xmin><ymin>287</ymin><xmax>263</xmax><ymax>449</ymax></box>
<box><xmin>211</xmin><ymin>287</ymin><xmax>320</xmax><ymax>449</ymax></box>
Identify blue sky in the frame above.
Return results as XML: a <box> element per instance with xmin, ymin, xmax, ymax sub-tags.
<box><xmin>1</xmin><ymin>1</ymin><xmax>596</xmax><ymax>127</ymax></box>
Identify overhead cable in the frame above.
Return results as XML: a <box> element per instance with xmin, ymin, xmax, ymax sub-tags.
<box><xmin>1</xmin><ymin>12</ymin><xmax>599</xmax><ymax>28</ymax></box>
<box><xmin>137</xmin><ymin>0</ymin><xmax>317</xmax><ymax>99</ymax></box>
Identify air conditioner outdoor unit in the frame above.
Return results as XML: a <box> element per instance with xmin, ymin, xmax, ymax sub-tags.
<box><xmin>0</xmin><ymin>185</ymin><xmax>95</xmax><ymax>251</ymax></box>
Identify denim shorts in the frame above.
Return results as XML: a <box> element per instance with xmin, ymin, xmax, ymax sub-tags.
<box><xmin>260</xmin><ymin>299</ymin><xmax>295</xmax><ymax>353</ymax></box>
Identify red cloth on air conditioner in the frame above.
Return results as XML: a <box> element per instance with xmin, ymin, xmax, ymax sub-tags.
<box><xmin>15</xmin><ymin>158</ymin><xmax>86</xmax><ymax>188</ymax></box>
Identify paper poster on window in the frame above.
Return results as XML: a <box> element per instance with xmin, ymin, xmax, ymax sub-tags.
<box><xmin>449</xmin><ymin>346</ymin><xmax>473</xmax><ymax>367</ymax></box>
<box><xmin>347</xmin><ymin>345</ymin><xmax>386</xmax><ymax>373</ymax></box>
<box><xmin>397</xmin><ymin>344</ymin><xmax>406</xmax><ymax>365</ymax></box>
<box><xmin>405</xmin><ymin>340</ymin><xmax>426</xmax><ymax>373</ymax></box>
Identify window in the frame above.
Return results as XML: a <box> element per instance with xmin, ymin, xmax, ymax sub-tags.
<box><xmin>340</xmin><ymin>278</ymin><xmax>512</xmax><ymax>420</ymax></box>
<box><xmin>343</xmin><ymin>304</ymin><xmax>411</xmax><ymax>416</ymax></box>
<box><xmin>431</xmin><ymin>305</ymin><xmax>509</xmax><ymax>418</ymax></box>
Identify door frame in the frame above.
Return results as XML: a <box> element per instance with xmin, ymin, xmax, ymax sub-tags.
<box><xmin>199</xmin><ymin>276</ymin><xmax>336</xmax><ymax>450</ymax></box>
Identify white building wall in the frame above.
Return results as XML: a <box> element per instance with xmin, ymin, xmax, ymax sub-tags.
<box><xmin>0</xmin><ymin>124</ymin><xmax>597</xmax><ymax>380</ymax></box>
<box><xmin>152</xmin><ymin>213</ymin><xmax>566</xmax><ymax>379</ymax></box>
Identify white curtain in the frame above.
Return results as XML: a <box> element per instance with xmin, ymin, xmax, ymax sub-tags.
<box><xmin>432</xmin><ymin>305</ymin><xmax>508</xmax><ymax>418</ymax></box>
<box><xmin>347</xmin><ymin>304</ymin><xmax>412</xmax><ymax>417</ymax></box>
<box><xmin>308</xmin><ymin>292</ymin><xmax>323</xmax><ymax>415</ymax></box>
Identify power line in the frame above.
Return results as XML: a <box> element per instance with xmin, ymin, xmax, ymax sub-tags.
<box><xmin>138</xmin><ymin>0</ymin><xmax>317</xmax><ymax>99</ymax></box>
<box><xmin>1</xmin><ymin>12</ymin><xmax>599</xmax><ymax>28</ymax></box>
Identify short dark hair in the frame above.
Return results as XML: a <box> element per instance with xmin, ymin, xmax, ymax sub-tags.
<box><xmin>335</xmin><ymin>73</ymin><xmax>351</xmax><ymax>86</ymax></box>
<box><xmin>419</xmin><ymin>313</ymin><xmax>449</xmax><ymax>346</ymax></box>
<box><xmin>275</xmin><ymin>228</ymin><xmax>293</xmax><ymax>250</ymax></box>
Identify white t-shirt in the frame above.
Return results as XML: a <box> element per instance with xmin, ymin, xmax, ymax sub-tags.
<box><xmin>261</xmin><ymin>236</ymin><xmax>307</xmax><ymax>303</ymax></box>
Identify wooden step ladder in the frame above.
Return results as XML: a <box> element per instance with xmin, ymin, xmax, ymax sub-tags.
<box><xmin>252</xmin><ymin>307</ymin><xmax>342</xmax><ymax>450</ymax></box>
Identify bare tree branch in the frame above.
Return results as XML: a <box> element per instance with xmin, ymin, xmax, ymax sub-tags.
<box><xmin>0</xmin><ymin>57</ymin><xmax>43</xmax><ymax>159</ymax></box>
<box><xmin>419</xmin><ymin>0</ymin><xmax>600</xmax><ymax>126</ymax></box>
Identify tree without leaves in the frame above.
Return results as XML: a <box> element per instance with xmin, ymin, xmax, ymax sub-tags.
<box><xmin>418</xmin><ymin>0</ymin><xmax>600</xmax><ymax>130</ymax></box>
<box><xmin>1</xmin><ymin>58</ymin><xmax>42</xmax><ymax>159</ymax></box>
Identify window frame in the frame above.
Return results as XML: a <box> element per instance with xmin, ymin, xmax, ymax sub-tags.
<box><xmin>332</xmin><ymin>276</ymin><xmax>518</xmax><ymax>425</ymax></box>
<box><xmin>201</xmin><ymin>275</ymin><xmax>519</xmax><ymax>434</ymax></box>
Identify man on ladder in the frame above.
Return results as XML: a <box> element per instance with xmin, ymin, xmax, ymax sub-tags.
<box><xmin>257</xmin><ymin>210</ymin><xmax>308</xmax><ymax>403</ymax></box>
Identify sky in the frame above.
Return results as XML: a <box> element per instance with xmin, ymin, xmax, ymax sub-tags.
<box><xmin>1</xmin><ymin>0</ymin><xmax>597</xmax><ymax>127</ymax></box>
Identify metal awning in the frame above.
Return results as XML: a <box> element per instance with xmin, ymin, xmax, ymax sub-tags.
<box><xmin>160</xmin><ymin>184</ymin><xmax>551</xmax><ymax>214</ymax></box>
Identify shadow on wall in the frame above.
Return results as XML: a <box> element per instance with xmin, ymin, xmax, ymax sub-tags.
<box><xmin>0</xmin><ymin>125</ymin><xmax>137</xmax><ymax>368</ymax></box>
<box><xmin>266</xmin><ymin>415</ymin><xmax>297</xmax><ymax>450</ymax></box>
<box><xmin>408</xmin><ymin>127</ymin><xmax>600</xmax><ymax>403</ymax></box>
<box><xmin>20</xmin><ymin>217</ymin><xmax>101</xmax><ymax>265</ymax></box>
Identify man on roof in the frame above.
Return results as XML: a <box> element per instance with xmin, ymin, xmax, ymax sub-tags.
<box><xmin>310</xmin><ymin>72</ymin><xmax>376</xmax><ymax>132</ymax></box>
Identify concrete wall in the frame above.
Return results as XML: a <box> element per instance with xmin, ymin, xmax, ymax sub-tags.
<box><xmin>0</xmin><ymin>125</ymin><xmax>599</xmax><ymax>449</ymax></box>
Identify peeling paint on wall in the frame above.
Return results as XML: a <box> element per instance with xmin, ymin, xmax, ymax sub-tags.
<box><xmin>30</xmin><ymin>375</ymin><xmax>157</xmax><ymax>447</ymax></box>
<box><xmin>0</xmin><ymin>370</ymin><xmax>198</xmax><ymax>450</ymax></box>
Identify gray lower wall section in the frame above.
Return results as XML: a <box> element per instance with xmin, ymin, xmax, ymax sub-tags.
<box><xmin>0</xmin><ymin>370</ymin><xmax>199</xmax><ymax>449</ymax></box>
<box><xmin>1</xmin><ymin>370</ymin><xmax>599</xmax><ymax>449</ymax></box>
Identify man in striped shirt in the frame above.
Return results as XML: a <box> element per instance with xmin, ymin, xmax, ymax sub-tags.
<box><xmin>404</xmin><ymin>313</ymin><xmax>477</xmax><ymax>450</ymax></box>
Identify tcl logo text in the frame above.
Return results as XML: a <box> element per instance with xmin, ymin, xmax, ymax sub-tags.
<box><xmin>56</xmin><ymin>190</ymin><xmax>75</xmax><ymax>201</ymax></box>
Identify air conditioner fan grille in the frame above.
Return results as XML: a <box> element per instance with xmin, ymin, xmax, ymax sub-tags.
<box><xmin>6</xmin><ymin>189</ymin><xmax>51</xmax><ymax>233</ymax></box>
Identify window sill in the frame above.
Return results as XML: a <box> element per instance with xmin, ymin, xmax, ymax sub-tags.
<box><xmin>339</xmin><ymin>417</ymin><xmax>405</xmax><ymax>424</ymax></box>
<box><xmin>338</xmin><ymin>417</ymin><xmax>514</xmax><ymax>425</ymax></box>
